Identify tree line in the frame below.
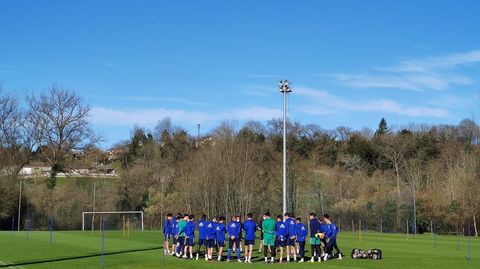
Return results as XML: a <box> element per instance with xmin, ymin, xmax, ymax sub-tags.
<box><xmin>1</xmin><ymin>86</ymin><xmax>479</xmax><ymax>235</ymax></box>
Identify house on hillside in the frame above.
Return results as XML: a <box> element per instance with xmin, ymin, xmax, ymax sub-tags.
<box><xmin>19</xmin><ymin>163</ymin><xmax>117</xmax><ymax>178</ymax></box>
<box><xmin>19</xmin><ymin>163</ymin><xmax>51</xmax><ymax>177</ymax></box>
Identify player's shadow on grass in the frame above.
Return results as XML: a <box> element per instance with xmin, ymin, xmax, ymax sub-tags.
<box><xmin>0</xmin><ymin>247</ymin><xmax>163</xmax><ymax>268</ymax></box>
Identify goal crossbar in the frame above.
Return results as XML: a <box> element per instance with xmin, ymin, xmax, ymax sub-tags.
<box><xmin>82</xmin><ymin>211</ymin><xmax>144</xmax><ymax>231</ymax></box>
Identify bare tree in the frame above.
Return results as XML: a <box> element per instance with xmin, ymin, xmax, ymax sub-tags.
<box><xmin>26</xmin><ymin>86</ymin><xmax>98</xmax><ymax>182</ymax></box>
<box><xmin>0</xmin><ymin>90</ymin><xmax>33</xmax><ymax>222</ymax></box>
<box><xmin>375</xmin><ymin>132</ymin><xmax>413</xmax><ymax>199</ymax></box>
<box><xmin>0</xmin><ymin>91</ymin><xmax>33</xmax><ymax>171</ymax></box>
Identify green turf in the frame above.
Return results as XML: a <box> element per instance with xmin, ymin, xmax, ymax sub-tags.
<box><xmin>0</xmin><ymin>230</ymin><xmax>478</xmax><ymax>269</ymax></box>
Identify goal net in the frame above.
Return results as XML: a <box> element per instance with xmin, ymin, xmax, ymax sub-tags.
<box><xmin>82</xmin><ymin>211</ymin><xmax>144</xmax><ymax>231</ymax></box>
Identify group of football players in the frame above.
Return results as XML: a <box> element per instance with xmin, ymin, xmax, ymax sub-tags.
<box><xmin>163</xmin><ymin>211</ymin><xmax>342</xmax><ymax>264</ymax></box>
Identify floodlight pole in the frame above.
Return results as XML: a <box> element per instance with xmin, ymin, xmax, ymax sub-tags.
<box><xmin>413</xmin><ymin>178</ymin><xmax>417</xmax><ymax>237</ymax></box>
<box><xmin>279</xmin><ymin>80</ymin><xmax>292</xmax><ymax>215</ymax></box>
<box><xmin>17</xmin><ymin>178</ymin><xmax>22</xmax><ymax>231</ymax></box>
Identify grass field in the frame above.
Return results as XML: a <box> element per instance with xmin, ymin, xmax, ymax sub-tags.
<box><xmin>0</xmin><ymin>230</ymin><xmax>478</xmax><ymax>269</ymax></box>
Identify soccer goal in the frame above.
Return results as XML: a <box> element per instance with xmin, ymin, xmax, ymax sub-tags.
<box><xmin>82</xmin><ymin>211</ymin><xmax>144</xmax><ymax>231</ymax></box>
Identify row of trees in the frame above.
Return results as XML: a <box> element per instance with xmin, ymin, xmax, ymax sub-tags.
<box><xmin>0</xmin><ymin>86</ymin><xmax>97</xmax><ymax>227</ymax></box>
<box><xmin>1</xmin><ymin>86</ymin><xmax>479</xmax><ymax>235</ymax></box>
<box><xmin>130</xmin><ymin>117</ymin><xmax>479</xmax><ymax>235</ymax></box>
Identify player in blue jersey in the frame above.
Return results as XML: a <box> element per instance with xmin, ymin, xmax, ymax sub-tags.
<box><xmin>216</xmin><ymin>216</ymin><xmax>227</xmax><ymax>261</ymax></box>
<box><xmin>183</xmin><ymin>215</ymin><xmax>196</xmax><ymax>259</ymax></box>
<box><xmin>275</xmin><ymin>215</ymin><xmax>288</xmax><ymax>263</ymax></box>
<box><xmin>195</xmin><ymin>214</ymin><xmax>208</xmax><ymax>260</ymax></box>
<box><xmin>163</xmin><ymin>213</ymin><xmax>173</xmax><ymax>255</ymax></box>
<box><xmin>284</xmin><ymin>213</ymin><xmax>297</xmax><ymax>262</ymax></box>
<box><xmin>236</xmin><ymin>215</ymin><xmax>244</xmax><ymax>253</ymax></box>
<box><xmin>243</xmin><ymin>213</ymin><xmax>257</xmax><ymax>263</ymax></box>
<box><xmin>309</xmin><ymin>213</ymin><xmax>322</xmax><ymax>262</ymax></box>
<box><xmin>323</xmin><ymin>214</ymin><xmax>342</xmax><ymax>261</ymax></box>
<box><xmin>295</xmin><ymin>217</ymin><xmax>308</xmax><ymax>263</ymax></box>
<box><xmin>205</xmin><ymin>217</ymin><xmax>217</xmax><ymax>261</ymax></box>
<box><xmin>227</xmin><ymin>216</ymin><xmax>242</xmax><ymax>262</ymax></box>
<box><xmin>171</xmin><ymin>214</ymin><xmax>181</xmax><ymax>256</ymax></box>
<box><xmin>319</xmin><ymin>218</ymin><xmax>329</xmax><ymax>259</ymax></box>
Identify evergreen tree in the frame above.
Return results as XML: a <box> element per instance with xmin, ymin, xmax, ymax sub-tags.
<box><xmin>375</xmin><ymin>117</ymin><xmax>389</xmax><ymax>136</ymax></box>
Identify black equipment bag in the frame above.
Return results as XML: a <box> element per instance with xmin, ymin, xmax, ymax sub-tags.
<box><xmin>351</xmin><ymin>248</ymin><xmax>383</xmax><ymax>259</ymax></box>
<box><xmin>368</xmin><ymin>249</ymin><xmax>382</xmax><ymax>260</ymax></box>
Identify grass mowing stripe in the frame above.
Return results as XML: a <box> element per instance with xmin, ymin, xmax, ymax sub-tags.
<box><xmin>0</xmin><ymin>247</ymin><xmax>162</xmax><ymax>268</ymax></box>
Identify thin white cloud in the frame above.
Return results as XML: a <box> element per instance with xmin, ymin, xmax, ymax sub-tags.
<box><xmin>229</xmin><ymin>106</ymin><xmax>282</xmax><ymax>121</ymax></box>
<box><xmin>242</xmin><ymin>91</ymin><xmax>269</xmax><ymax>97</ymax></box>
<box><xmin>91</xmin><ymin>107</ymin><xmax>213</xmax><ymax>126</ymax></box>
<box><xmin>241</xmin><ymin>84</ymin><xmax>276</xmax><ymax>97</ymax></box>
<box><xmin>388</xmin><ymin>50</ymin><xmax>480</xmax><ymax>73</ymax></box>
<box><xmin>91</xmin><ymin>105</ymin><xmax>282</xmax><ymax>127</ymax></box>
<box><xmin>105</xmin><ymin>62</ymin><xmax>133</xmax><ymax>71</ymax></box>
<box><xmin>295</xmin><ymin>87</ymin><xmax>448</xmax><ymax>118</ymax></box>
<box><xmin>95</xmin><ymin>95</ymin><xmax>211</xmax><ymax>106</ymax></box>
<box><xmin>246</xmin><ymin>74</ymin><xmax>281</xmax><ymax>79</ymax></box>
<box><xmin>325</xmin><ymin>50</ymin><xmax>479</xmax><ymax>91</ymax></box>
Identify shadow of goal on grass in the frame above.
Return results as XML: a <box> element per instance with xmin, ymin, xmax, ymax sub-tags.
<box><xmin>0</xmin><ymin>247</ymin><xmax>163</xmax><ymax>268</ymax></box>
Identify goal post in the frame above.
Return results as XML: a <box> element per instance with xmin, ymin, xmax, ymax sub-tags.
<box><xmin>82</xmin><ymin>211</ymin><xmax>144</xmax><ymax>231</ymax></box>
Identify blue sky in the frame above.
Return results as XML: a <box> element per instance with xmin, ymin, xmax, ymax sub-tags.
<box><xmin>1</xmin><ymin>1</ymin><xmax>479</xmax><ymax>147</ymax></box>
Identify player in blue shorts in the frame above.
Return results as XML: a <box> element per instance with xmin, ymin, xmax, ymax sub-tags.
<box><xmin>171</xmin><ymin>214</ymin><xmax>180</xmax><ymax>256</ymax></box>
<box><xmin>163</xmin><ymin>213</ymin><xmax>173</xmax><ymax>255</ymax></box>
<box><xmin>275</xmin><ymin>215</ymin><xmax>288</xmax><ymax>263</ymax></box>
<box><xmin>216</xmin><ymin>216</ymin><xmax>227</xmax><ymax>261</ymax></box>
<box><xmin>205</xmin><ymin>217</ymin><xmax>217</xmax><ymax>261</ymax></box>
<box><xmin>243</xmin><ymin>213</ymin><xmax>257</xmax><ymax>263</ymax></box>
<box><xmin>196</xmin><ymin>214</ymin><xmax>208</xmax><ymax>260</ymax></box>
<box><xmin>284</xmin><ymin>212</ymin><xmax>297</xmax><ymax>262</ymax></box>
<box><xmin>183</xmin><ymin>214</ymin><xmax>195</xmax><ymax>259</ymax></box>
<box><xmin>323</xmin><ymin>214</ymin><xmax>342</xmax><ymax>261</ymax></box>
<box><xmin>227</xmin><ymin>216</ymin><xmax>241</xmax><ymax>262</ymax></box>
<box><xmin>236</xmin><ymin>215</ymin><xmax>244</xmax><ymax>253</ymax></box>
<box><xmin>295</xmin><ymin>217</ymin><xmax>308</xmax><ymax>263</ymax></box>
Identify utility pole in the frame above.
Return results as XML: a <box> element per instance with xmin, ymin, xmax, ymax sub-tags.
<box><xmin>279</xmin><ymin>80</ymin><xmax>292</xmax><ymax>215</ymax></box>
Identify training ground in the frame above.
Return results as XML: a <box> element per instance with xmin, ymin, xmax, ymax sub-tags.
<box><xmin>0</xmin><ymin>230</ymin><xmax>478</xmax><ymax>269</ymax></box>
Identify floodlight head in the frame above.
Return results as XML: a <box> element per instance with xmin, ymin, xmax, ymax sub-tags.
<box><xmin>278</xmin><ymin>79</ymin><xmax>292</xmax><ymax>93</ymax></box>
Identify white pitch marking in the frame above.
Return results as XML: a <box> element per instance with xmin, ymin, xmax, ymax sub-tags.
<box><xmin>0</xmin><ymin>260</ymin><xmax>25</xmax><ymax>269</ymax></box>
